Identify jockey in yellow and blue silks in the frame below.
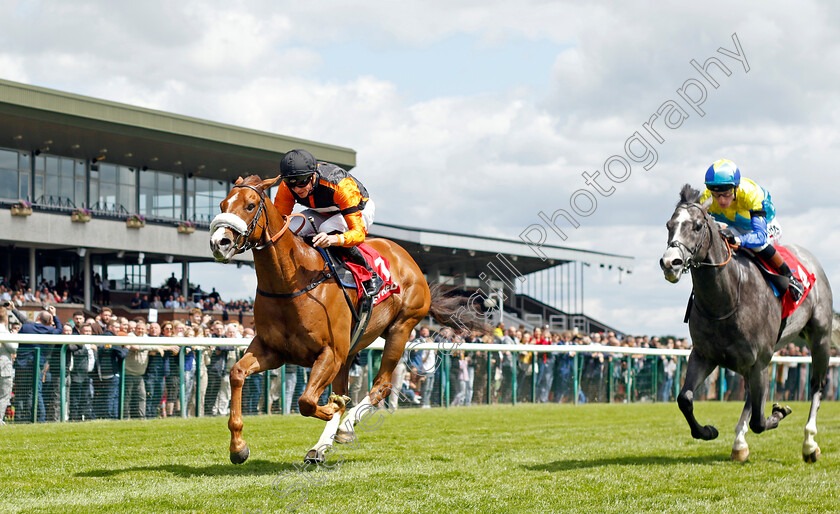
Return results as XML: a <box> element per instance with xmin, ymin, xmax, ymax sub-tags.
<box><xmin>700</xmin><ymin>158</ymin><xmax>804</xmax><ymax>301</ymax></box>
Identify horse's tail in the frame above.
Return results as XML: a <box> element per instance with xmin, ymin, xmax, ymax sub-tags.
<box><xmin>427</xmin><ymin>282</ymin><xmax>490</xmax><ymax>335</ymax></box>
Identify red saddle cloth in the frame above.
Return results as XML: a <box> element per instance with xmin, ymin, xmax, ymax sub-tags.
<box><xmin>757</xmin><ymin>245</ymin><xmax>816</xmax><ymax>319</ymax></box>
<box><xmin>342</xmin><ymin>243</ymin><xmax>400</xmax><ymax>306</ymax></box>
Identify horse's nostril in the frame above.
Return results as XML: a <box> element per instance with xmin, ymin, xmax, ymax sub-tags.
<box><xmin>220</xmin><ymin>238</ymin><xmax>231</xmax><ymax>247</ymax></box>
<box><xmin>672</xmin><ymin>259</ymin><xmax>683</xmax><ymax>267</ymax></box>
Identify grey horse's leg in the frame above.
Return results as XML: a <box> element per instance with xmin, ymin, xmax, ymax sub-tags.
<box><xmin>677</xmin><ymin>351</ymin><xmax>719</xmax><ymax>440</ymax></box>
<box><xmin>803</xmin><ymin>337</ymin><xmax>829</xmax><ymax>462</ymax></box>
<box><xmin>747</xmin><ymin>364</ymin><xmax>791</xmax><ymax>434</ymax></box>
<box><xmin>731</xmin><ymin>389</ymin><xmax>751</xmax><ymax>462</ymax></box>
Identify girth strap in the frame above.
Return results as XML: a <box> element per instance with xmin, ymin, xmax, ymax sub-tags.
<box><xmin>256</xmin><ymin>269</ymin><xmax>332</xmax><ymax>298</ymax></box>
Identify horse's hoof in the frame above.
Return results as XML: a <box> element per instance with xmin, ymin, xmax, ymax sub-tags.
<box><xmin>304</xmin><ymin>448</ymin><xmax>325</xmax><ymax>464</ymax></box>
<box><xmin>333</xmin><ymin>430</ymin><xmax>356</xmax><ymax>445</ymax></box>
<box><xmin>696</xmin><ymin>425</ymin><xmax>719</xmax><ymax>440</ymax></box>
<box><xmin>730</xmin><ymin>448</ymin><xmax>749</xmax><ymax>462</ymax></box>
<box><xmin>230</xmin><ymin>444</ymin><xmax>250</xmax><ymax>465</ymax></box>
<box><xmin>772</xmin><ymin>403</ymin><xmax>792</xmax><ymax>418</ymax></box>
<box><xmin>328</xmin><ymin>394</ymin><xmax>351</xmax><ymax>409</ymax></box>
<box><xmin>803</xmin><ymin>447</ymin><xmax>821</xmax><ymax>463</ymax></box>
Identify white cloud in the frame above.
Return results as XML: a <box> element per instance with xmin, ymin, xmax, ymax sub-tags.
<box><xmin>2</xmin><ymin>1</ymin><xmax>839</xmax><ymax>334</ymax></box>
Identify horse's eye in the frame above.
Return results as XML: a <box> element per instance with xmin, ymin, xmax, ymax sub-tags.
<box><xmin>246</xmin><ymin>203</ymin><xmax>255</xmax><ymax>211</ymax></box>
<box><xmin>693</xmin><ymin>221</ymin><xmax>703</xmax><ymax>231</ymax></box>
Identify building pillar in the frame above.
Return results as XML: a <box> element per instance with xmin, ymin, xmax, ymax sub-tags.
<box><xmin>29</xmin><ymin>247</ymin><xmax>36</xmax><ymax>289</ymax></box>
<box><xmin>4</xmin><ymin>245</ymin><xmax>10</xmax><ymax>279</ymax></box>
<box><xmin>181</xmin><ymin>261</ymin><xmax>189</xmax><ymax>299</ymax></box>
<box><xmin>83</xmin><ymin>251</ymin><xmax>91</xmax><ymax>311</ymax></box>
<box><xmin>428</xmin><ymin>264</ymin><xmax>440</xmax><ymax>285</ymax></box>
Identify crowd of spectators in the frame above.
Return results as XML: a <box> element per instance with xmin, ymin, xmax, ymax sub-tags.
<box><xmin>1</xmin><ymin>292</ymin><xmax>838</xmax><ymax>424</ymax></box>
<box><xmin>0</xmin><ymin>272</ymin><xmax>253</xmax><ymax>316</ymax></box>
<box><xmin>0</xmin><ymin>301</ymin><xmax>264</xmax><ymax>424</ymax></box>
<box><xmin>385</xmin><ymin>322</ymin><xmax>840</xmax><ymax>409</ymax></box>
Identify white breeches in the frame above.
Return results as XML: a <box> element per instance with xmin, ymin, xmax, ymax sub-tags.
<box><xmin>291</xmin><ymin>199</ymin><xmax>376</xmax><ymax>236</ymax></box>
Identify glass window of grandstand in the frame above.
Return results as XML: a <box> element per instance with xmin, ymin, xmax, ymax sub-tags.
<box><xmin>0</xmin><ymin>148</ymin><xmax>31</xmax><ymax>202</ymax></box>
<box><xmin>32</xmin><ymin>154</ymin><xmax>86</xmax><ymax>209</ymax></box>
<box><xmin>89</xmin><ymin>163</ymin><xmax>136</xmax><ymax>215</ymax></box>
<box><xmin>187</xmin><ymin>176</ymin><xmax>228</xmax><ymax>224</ymax></box>
<box><xmin>140</xmin><ymin>168</ymin><xmax>184</xmax><ymax>220</ymax></box>
<box><xmin>107</xmin><ymin>263</ymin><xmax>148</xmax><ymax>292</ymax></box>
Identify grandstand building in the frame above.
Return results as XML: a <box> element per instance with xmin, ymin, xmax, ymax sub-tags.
<box><xmin>0</xmin><ymin>79</ymin><xmax>633</xmax><ymax>333</ymax></box>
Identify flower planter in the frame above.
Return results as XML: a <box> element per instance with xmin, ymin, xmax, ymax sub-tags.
<box><xmin>71</xmin><ymin>212</ymin><xmax>92</xmax><ymax>223</ymax></box>
<box><xmin>126</xmin><ymin>218</ymin><xmax>145</xmax><ymax>228</ymax></box>
<box><xmin>11</xmin><ymin>206</ymin><xmax>32</xmax><ymax>216</ymax></box>
<box><xmin>177</xmin><ymin>225</ymin><xmax>196</xmax><ymax>234</ymax></box>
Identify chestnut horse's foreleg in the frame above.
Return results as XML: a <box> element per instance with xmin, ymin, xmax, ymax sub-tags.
<box><xmin>300</xmin><ymin>346</ymin><xmax>347</xmax><ymax>464</ymax></box>
<box><xmin>677</xmin><ymin>350</ymin><xmax>719</xmax><ymax>440</ymax></box>
<box><xmin>336</xmin><ymin>321</ymin><xmax>416</xmax><ymax>445</ymax></box>
<box><xmin>228</xmin><ymin>337</ymin><xmax>282</xmax><ymax>464</ymax></box>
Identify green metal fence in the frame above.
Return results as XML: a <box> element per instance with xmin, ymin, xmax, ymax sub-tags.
<box><xmin>2</xmin><ymin>335</ymin><xmax>839</xmax><ymax>424</ymax></box>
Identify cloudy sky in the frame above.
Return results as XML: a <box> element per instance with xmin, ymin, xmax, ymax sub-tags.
<box><xmin>3</xmin><ymin>1</ymin><xmax>839</xmax><ymax>337</ymax></box>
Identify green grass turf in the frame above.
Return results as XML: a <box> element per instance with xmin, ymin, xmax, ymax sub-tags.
<box><xmin>2</xmin><ymin>402</ymin><xmax>840</xmax><ymax>513</ymax></box>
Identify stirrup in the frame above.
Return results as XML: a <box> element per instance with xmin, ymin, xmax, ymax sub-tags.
<box><xmin>362</xmin><ymin>273</ymin><xmax>383</xmax><ymax>297</ymax></box>
<box><xmin>788</xmin><ymin>276</ymin><xmax>804</xmax><ymax>302</ymax></box>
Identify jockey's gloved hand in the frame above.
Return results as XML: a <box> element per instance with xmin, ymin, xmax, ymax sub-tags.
<box><xmin>721</xmin><ymin>228</ymin><xmax>739</xmax><ymax>247</ymax></box>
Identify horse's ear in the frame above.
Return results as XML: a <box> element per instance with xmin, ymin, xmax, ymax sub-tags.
<box><xmin>259</xmin><ymin>174</ymin><xmax>282</xmax><ymax>191</ymax></box>
<box><xmin>700</xmin><ymin>196</ymin><xmax>713</xmax><ymax>211</ymax></box>
<box><xmin>234</xmin><ymin>176</ymin><xmax>244</xmax><ymax>185</ymax></box>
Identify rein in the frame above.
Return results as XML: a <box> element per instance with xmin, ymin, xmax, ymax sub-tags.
<box><xmin>669</xmin><ymin>204</ymin><xmax>734</xmax><ymax>271</ymax></box>
<box><xmin>672</xmin><ymin>203</ymin><xmax>741</xmax><ymax>321</ymax></box>
<box><xmin>227</xmin><ymin>184</ymin><xmax>305</xmax><ymax>252</ymax></box>
<box><xmin>226</xmin><ymin>184</ymin><xmax>326</xmax><ymax>299</ymax></box>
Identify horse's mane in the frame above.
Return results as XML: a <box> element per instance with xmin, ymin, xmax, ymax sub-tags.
<box><xmin>678</xmin><ymin>183</ymin><xmax>701</xmax><ymax>206</ymax></box>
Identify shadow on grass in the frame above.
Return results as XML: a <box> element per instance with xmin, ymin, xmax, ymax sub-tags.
<box><xmin>524</xmin><ymin>454</ymin><xmax>723</xmax><ymax>472</ymax></box>
<box><xmin>77</xmin><ymin>454</ymin><xmax>376</xmax><ymax>479</ymax></box>
<box><xmin>77</xmin><ymin>459</ymin><xmax>301</xmax><ymax>478</ymax></box>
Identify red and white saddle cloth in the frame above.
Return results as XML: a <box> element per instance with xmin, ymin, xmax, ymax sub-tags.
<box><xmin>341</xmin><ymin>243</ymin><xmax>401</xmax><ymax>306</ymax></box>
<box><xmin>756</xmin><ymin>245</ymin><xmax>816</xmax><ymax>319</ymax></box>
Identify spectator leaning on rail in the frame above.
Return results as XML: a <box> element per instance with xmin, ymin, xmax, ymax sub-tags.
<box><xmin>205</xmin><ymin>321</ymin><xmax>234</xmax><ymax>416</ymax></box>
<box><xmin>700</xmin><ymin>158</ymin><xmax>804</xmax><ymax>301</ymax></box>
<box><xmin>15</xmin><ymin>306</ymin><xmax>62</xmax><ymax>423</ymax></box>
<box><xmin>92</xmin><ymin>321</ymin><xmax>128</xmax><ymax>420</ymax></box>
<box><xmin>68</xmin><ymin>323</ymin><xmax>96</xmax><ymax>421</ymax></box>
<box><xmin>125</xmin><ymin>321</ymin><xmax>150</xmax><ymax>420</ymax></box>
<box><xmin>144</xmin><ymin>322</ymin><xmax>168</xmax><ymax>418</ymax></box>
<box><xmin>273</xmin><ymin>148</ymin><xmax>382</xmax><ymax>297</ymax></box>
<box><xmin>0</xmin><ymin>303</ymin><xmax>18</xmax><ymax>425</ymax></box>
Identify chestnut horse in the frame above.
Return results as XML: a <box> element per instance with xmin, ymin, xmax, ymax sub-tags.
<box><xmin>210</xmin><ymin>175</ymin><xmax>480</xmax><ymax>464</ymax></box>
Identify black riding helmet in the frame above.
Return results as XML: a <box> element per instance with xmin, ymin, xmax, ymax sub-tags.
<box><xmin>279</xmin><ymin>149</ymin><xmax>317</xmax><ymax>178</ymax></box>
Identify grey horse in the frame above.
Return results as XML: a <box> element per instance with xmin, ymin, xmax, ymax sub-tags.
<box><xmin>660</xmin><ymin>184</ymin><xmax>834</xmax><ymax>462</ymax></box>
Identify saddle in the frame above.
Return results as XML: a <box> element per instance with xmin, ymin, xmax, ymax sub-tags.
<box><xmin>742</xmin><ymin>249</ymin><xmax>790</xmax><ymax>296</ymax></box>
<box><xmin>684</xmin><ymin>243</ymin><xmax>815</xmax><ymax>327</ymax></box>
<box><xmin>314</xmin><ymin>244</ymin><xmax>399</xmax><ymax>354</ymax></box>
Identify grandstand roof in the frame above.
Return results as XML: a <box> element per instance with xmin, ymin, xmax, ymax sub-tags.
<box><xmin>369</xmin><ymin>222</ymin><xmax>634</xmax><ymax>279</ymax></box>
<box><xmin>0</xmin><ymin>78</ymin><xmax>356</xmax><ymax>177</ymax></box>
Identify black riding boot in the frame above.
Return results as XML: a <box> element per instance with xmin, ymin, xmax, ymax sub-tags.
<box><xmin>340</xmin><ymin>245</ymin><xmax>383</xmax><ymax>297</ymax></box>
<box><xmin>754</xmin><ymin>246</ymin><xmax>804</xmax><ymax>302</ymax></box>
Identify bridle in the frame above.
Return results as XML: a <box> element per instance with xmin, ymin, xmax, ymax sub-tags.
<box><xmin>667</xmin><ymin>203</ymin><xmax>733</xmax><ymax>273</ymax></box>
<box><xmin>224</xmin><ymin>184</ymin><xmax>303</xmax><ymax>253</ymax></box>
<box><xmin>221</xmin><ymin>183</ymin><xmax>329</xmax><ymax>299</ymax></box>
<box><xmin>669</xmin><ymin>203</ymin><xmax>740</xmax><ymax>321</ymax></box>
